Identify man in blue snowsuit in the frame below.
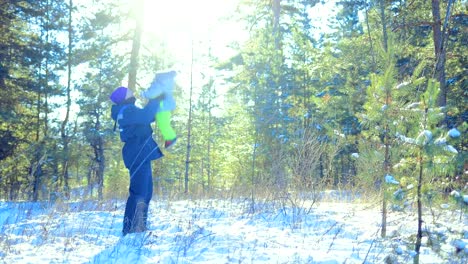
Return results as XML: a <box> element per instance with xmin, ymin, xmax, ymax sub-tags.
<box><xmin>110</xmin><ymin>86</ymin><xmax>163</xmax><ymax>235</ymax></box>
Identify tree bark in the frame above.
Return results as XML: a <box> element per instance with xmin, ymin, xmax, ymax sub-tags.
<box><xmin>365</xmin><ymin>3</ymin><xmax>375</xmax><ymax>71</ymax></box>
<box><xmin>97</xmin><ymin>133</ymin><xmax>105</xmax><ymax>200</ymax></box>
<box><xmin>431</xmin><ymin>0</ymin><xmax>445</xmax><ymax>107</ymax></box>
<box><xmin>272</xmin><ymin>0</ymin><xmax>281</xmax><ymax>50</ymax></box>
<box><xmin>431</xmin><ymin>0</ymin><xmax>454</xmax><ymax>107</ymax></box>
<box><xmin>59</xmin><ymin>0</ymin><xmax>73</xmax><ymax>199</ymax></box>
<box><xmin>207</xmin><ymin>81</ymin><xmax>213</xmax><ymax>192</ymax></box>
<box><xmin>128</xmin><ymin>0</ymin><xmax>144</xmax><ymax>90</ymax></box>
<box><xmin>380</xmin><ymin>0</ymin><xmax>388</xmax><ymax>53</ymax></box>
<box><xmin>184</xmin><ymin>41</ymin><xmax>194</xmax><ymax>194</ymax></box>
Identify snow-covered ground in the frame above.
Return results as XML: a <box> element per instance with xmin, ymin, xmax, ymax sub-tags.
<box><xmin>0</xmin><ymin>195</ymin><xmax>466</xmax><ymax>263</ymax></box>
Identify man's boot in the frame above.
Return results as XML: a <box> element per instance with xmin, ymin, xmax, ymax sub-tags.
<box><xmin>132</xmin><ymin>201</ymin><xmax>148</xmax><ymax>233</ymax></box>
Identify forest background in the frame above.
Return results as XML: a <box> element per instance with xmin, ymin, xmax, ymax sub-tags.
<box><xmin>0</xmin><ymin>0</ymin><xmax>466</xmax><ymax>210</ymax></box>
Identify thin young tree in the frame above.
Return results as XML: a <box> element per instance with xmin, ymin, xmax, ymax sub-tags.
<box><xmin>379</xmin><ymin>0</ymin><xmax>391</xmax><ymax>238</ymax></box>
<box><xmin>59</xmin><ymin>0</ymin><xmax>74</xmax><ymax>199</ymax></box>
<box><xmin>361</xmin><ymin>34</ymin><xmax>401</xmax><ymax>239</ymax></box>
<box><xmin>184</xmin><ymin>41</ymin><xmax>195</xmax><ymax>194</ymax></box>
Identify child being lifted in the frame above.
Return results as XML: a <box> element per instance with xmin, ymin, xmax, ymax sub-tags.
<box><xmin>141</xmin><ymin>70</ymin><xmax>177</xmax><ymax>149</ymax></box>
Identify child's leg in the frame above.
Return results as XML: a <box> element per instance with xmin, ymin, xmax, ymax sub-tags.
<box><xmin>156</xmin><ymin>111</ymin><xmax>176</xmax><ymax>141</ymax></box>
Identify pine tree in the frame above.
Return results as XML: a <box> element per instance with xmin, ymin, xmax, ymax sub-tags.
<box><xmin>58</xmin><ymin>0</ymin><xmax>75</xmax><ymax>199</ymax></box>
<box><xmin>0</xmin><ymin>1</ymin><xmax>37</xmax><ymax>199</ymax></box>
<box><xmin>359</xmin><ymin>31</ymin><xmax>409</xmax><ymax>237</ymax></box>
<box><xmin>392</xmin><ymin>77</ymin><xmax>460</xmax><ymax>263</ymax></box>
<box><xmin>75</xmin><ymin>0</ymin><xmax>127</xmax><ymax>199</ymax></box>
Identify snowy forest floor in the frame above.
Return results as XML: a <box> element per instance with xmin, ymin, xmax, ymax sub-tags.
<box><xmin>0</xmin><ymin>192</ymin><xmax>467</xmax><ymax>264</ymax></box>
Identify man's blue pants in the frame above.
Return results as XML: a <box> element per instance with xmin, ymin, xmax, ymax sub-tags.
<box><xmin>122</xmin><ymin>160</ymin><xmax>153</xmax><ymax>234</ymax></box>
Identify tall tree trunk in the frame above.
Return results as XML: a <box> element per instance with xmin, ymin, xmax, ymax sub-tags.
<box><xmin>60</xmin><ymin>0</ymin><xmax>73</xmax><ymax>199</ymax></box>
<box><xmin>379</xmin><ymin>0</ymin><xmax>388</xmax><ymax>53</ymax></box>
<box><xmin>365</xmin><ymin>2</ymin><xmax>375</xmax><ymax>71</ymax></box>
<box><xmin>95</xmin><ymin>59</ymin><xmax>105</xmax><ymax>199</ymax></box>
<box><xmin>431</xmin><ymin>0</ymin><xmax>445</xmax><ymax>107</ymax></box>
<box><xmin>128</xmin><ymin>0</ymin><xmax>144</xmax><ymax>90</ymax></box>
<box><xmin>31</xmin><ymin>146</ymin><xmax>45</xmax><ymax>201</ymax></box>
<box><xmin>184</xmin><ymin>41</ymin><xmax>194</xmax><ymax>194</ymax></box>
<box><xmin>431</xmin><ymin>0</ymin><xmax>454</xmax><ymax>107</ymax></box>
<box><xmin>97</xmin><ymin>133</ymin><xmax>105</xmax><ymax>200</ymax></box>
<box><xmin>272</xmin><ymin>0</ymin><xmax>281</xmax><ymax>50</ymax></box>
<box><xmin>90</xmin><ymin>117</ymin><xmax>105</xmax><ymax>200</ymax></box>
<box><xmin>86</xmin><ymin>163</ymin><xmax>93</xmax><ymax>198</ymax></box>
<box><xmin>32</xmin><ymin>1</ymin><xmax>49</xmax><ymax>201</ymax></box>
<box><xmin>33</xmin><ymin>77</ymin><xmax>42</xmax><ymax>200</ymax></box>
<box><xmin>251</xmin><ymin>129</ymin><xmax>258</xmax><ymax>210</ymax></box>
<box><xmin>207</xmin><ymin>83</ymin><xmax>212</xmax><ymax>193</ymax></box>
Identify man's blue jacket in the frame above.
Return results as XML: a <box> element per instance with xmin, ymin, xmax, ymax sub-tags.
<box><xmin>111</xmin><ymin>98</ymin><xmax>163</xmax><ymax>169</ymax></box>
